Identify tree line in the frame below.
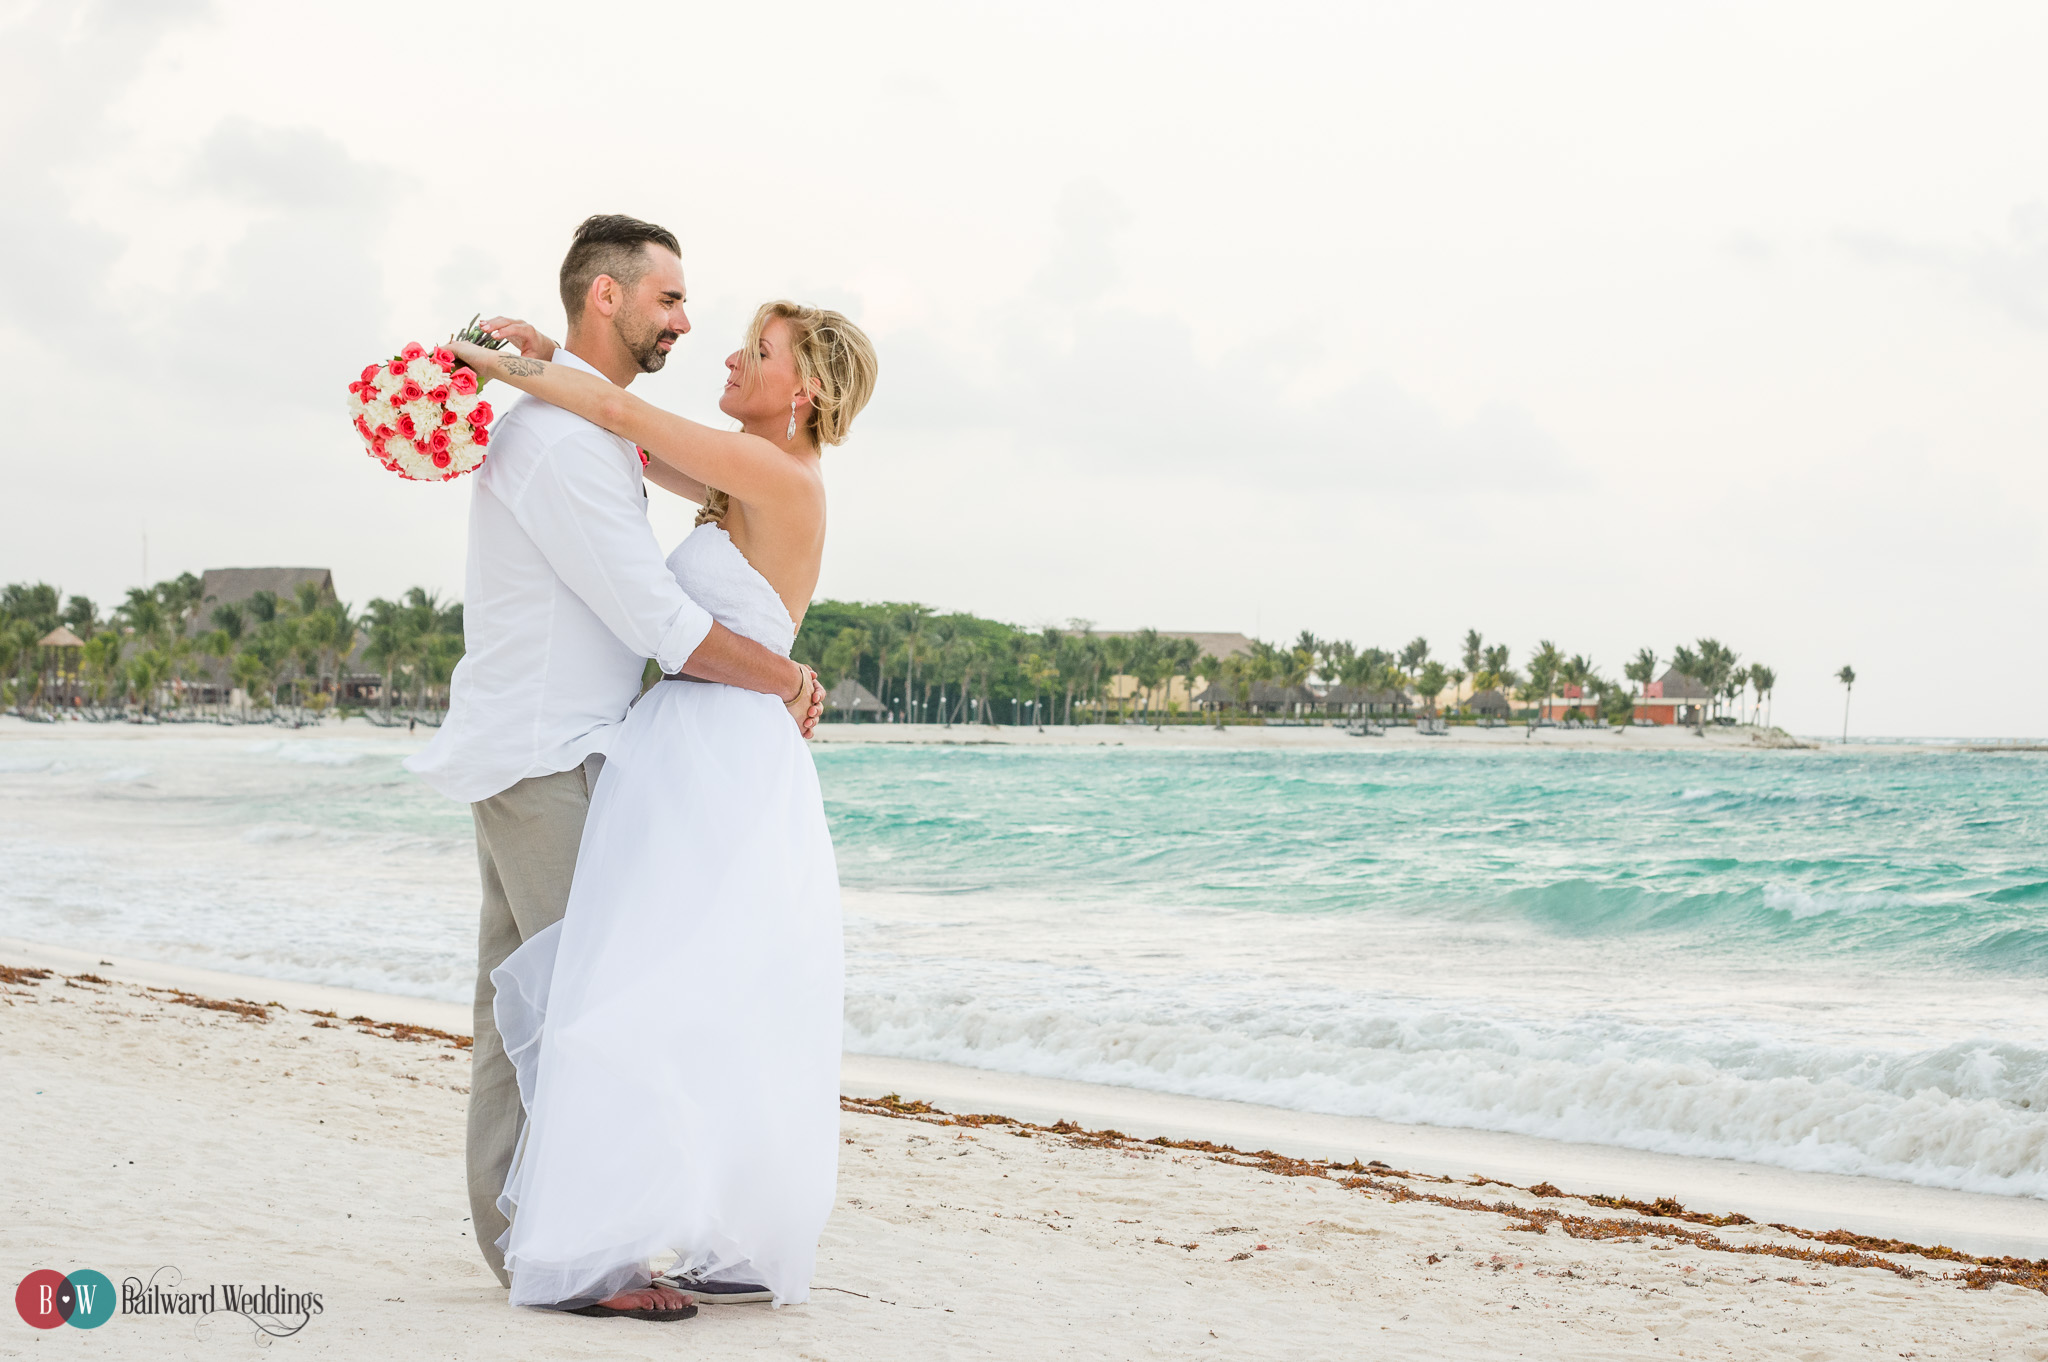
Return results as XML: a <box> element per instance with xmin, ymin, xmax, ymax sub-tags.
<box><xmin>4</xmin><ymin>574</ymin><xmax>1783</xmax><ymax>732</ymax></box>
<box><xmin>1</xmin><ymin>577</ymin><xmax>461</xmax><ymax>723</ymax></box>
<box><xmin>794</xmin><ymin>604</ymin><xmax>1779</xmax><ymax>729</ymax></box>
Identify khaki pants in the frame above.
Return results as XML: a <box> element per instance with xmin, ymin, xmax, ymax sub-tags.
<box><xmin>465</xmin><ymin>759</ymin><xmax>598</xmax><ymax>1286</ymax></box>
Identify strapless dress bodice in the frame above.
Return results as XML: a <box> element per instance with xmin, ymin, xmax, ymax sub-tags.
<box><xmin>665</xmin><ymin>524</ymin><xmax>795</xmax><ymax>658</ymax></box>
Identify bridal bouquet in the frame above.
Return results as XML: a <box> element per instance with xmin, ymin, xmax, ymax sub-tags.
<box><xmin>345</xmin><ymin>319</ymin><xmax>503</xmax><ymax>482</ymax></box>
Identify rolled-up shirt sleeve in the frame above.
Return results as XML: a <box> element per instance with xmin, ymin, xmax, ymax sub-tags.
<box><xmin>507</xmin><ymin>431</ymin><xmax>714</xmax><ymax>674</ymax></box>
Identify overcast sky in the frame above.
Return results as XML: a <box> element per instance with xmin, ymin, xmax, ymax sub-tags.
<box><xmin>2</xmin><ymin>1</ymin><xmax>2042</xmax><ymax>736</ymax></box>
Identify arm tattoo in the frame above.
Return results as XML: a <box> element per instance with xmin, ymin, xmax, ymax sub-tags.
<box><xmin>501</xmin><ymin>357</ymin><xmax>546</xmax><ymax>377</ymax></box>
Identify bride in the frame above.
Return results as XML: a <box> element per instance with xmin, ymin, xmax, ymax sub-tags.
<box><xmin>450</xmin><ymin>301</ymin><xmax>878</xmax><ymax>1318</ymax></box>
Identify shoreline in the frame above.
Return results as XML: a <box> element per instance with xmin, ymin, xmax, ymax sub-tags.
<box><xmin>6</xmin><ymin>711</ymin><xmax>2040</xmax><ymax>754</ymax></box>
<box><xmin>5</xmin><ymin>952</ymin><xmax>2041</xmax><ymax>1359</ymax></box>
<box><xmin>9</xmin><ymin>935</ymin><xmax>2041</xmax><ymax>1265</ymax></box>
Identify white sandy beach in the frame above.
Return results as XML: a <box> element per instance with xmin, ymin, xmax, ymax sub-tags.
<box><xmin>3</xmin><ymin>941</ymin><xmax>2042</xmax><ymax>1360</ymax></box>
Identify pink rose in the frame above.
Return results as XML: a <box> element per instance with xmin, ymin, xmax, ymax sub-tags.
<box><xmin>471</xmin><ymin>424</ymin><xmax>490</xmax><ymax>448</ymax></box>
<box><xmin>353</xmin><ymin>415</ymin><xmax>372</xmax><ymax>439</ymax></box>
<box><xmin>374</xmin><ymin>423</ymin><xmax>394</xmax><ymax>440</ymax></box>
<box><xmin>360</xmin><ymin>363</ymin><xmax>381</xmax><ymax>384</ymax></box>
<box><xmin>396</xmin><ymin>413</ymin><xmax>417</xmax><ymax>440</ymax></box>
<box><xmin>450</xmin><ymin>368</ymin><xmax>478</xmax><ymax>396</ymax></box>
<box><xmin>440</xmin><ymin>408</ymin><xmax>458</xmax><ymax>426</ymax></box>
<box><xmin>431</xmin><ymin>449</ymin><xmax>452</xmax><ymax>469</ymax></box>
<box><xmin>387</xmin><ymin>358</ymin><xmax>407</xmax><ymax>377</ymax></box>
<box><xmin>432</xmin><ymin>346</ymin><xmax>456</xmax><ymax>369</ymax></box>
<box><xmin>428</xmin><ymin>428</ymin><xmax>453</xmax><ymax>455</ymax></box>
<box><xmin>401</xmin><ymin>341</ymin><xmax>426</xmax><ymax>361</ymax></box>
<box><xmin>427</xmin><ymin>385</ymin><xmax>451</xmax><ymax>404</ymax></box>
<box><xmin>469</xmin><ymin>400</ymin><xmax>494</xmax><ymax>426</ymax></box>
<box><xmin>400</xmin><ymin>379</ymin><xmax>425</xmax><ymax>403</ymax></box>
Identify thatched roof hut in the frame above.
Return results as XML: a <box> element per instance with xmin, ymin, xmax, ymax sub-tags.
<box><xmin>826</xmin><ymin>677</ymin><xmax>885</xmax><ymax>716</ymax></box>
<box><xmin>1649</xmin><ymin>667</ymin><xmax>1711</xmax><ymax>701</ymax></box>
<box><xmin>37</xmin><ymin>625</ymin><xmax>85</xmax><ymax>648</ymax></box>
<box><xmin>1318</xmin><ymin>684</ymin><xmax>1411</xmax><ymax>713</ymax></box>
<box><xmin>1465</xmin><ymin>687</ymin><xmax>1511</xmax><ymax>715</ymax></box>
<box><xmin>1194</xmin><ymin>679</ymin><xmax>1318</xmax><ymax>712</ymax></box>
<box><xmin>188</xmin><ymin>567</ymin><xmax>335</xmax><ymax>634</ymax></box>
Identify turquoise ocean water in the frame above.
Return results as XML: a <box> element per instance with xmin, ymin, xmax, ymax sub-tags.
<box><xmin>1</xmin><ymin>735</ymin><xmax>2041</xmax><ymax>1199</ymax></box>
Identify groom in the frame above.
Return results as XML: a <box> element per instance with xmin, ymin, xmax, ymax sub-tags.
<box><xmin>406</xmin><ymin>214</ymin><xmax>822</xmax><ymax>1294</ymax></box>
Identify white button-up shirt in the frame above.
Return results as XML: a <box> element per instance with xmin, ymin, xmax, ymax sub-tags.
<box><xmin>406</xmin><ymin>349</ymin><xmax>714</xmax><ymax>804</ymax></box>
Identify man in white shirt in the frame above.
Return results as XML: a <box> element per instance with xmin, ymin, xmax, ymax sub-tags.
<box><xmin>405</xmin><ymin>215</ymin><xmax>821</xmax><ymax>1294</ymax></box>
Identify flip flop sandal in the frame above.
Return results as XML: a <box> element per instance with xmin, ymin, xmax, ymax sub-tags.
<box><xmin>564</xmin><ymin>1301</ymin><xmax>698</xmax><ymax>1322</ymax></box>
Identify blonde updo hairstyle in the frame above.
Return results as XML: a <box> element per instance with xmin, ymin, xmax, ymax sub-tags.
<box><xmin>746</xmin><ymin>300</ymin><xmax>877</xmax><ymax>448</ymax></box>
<box><xmin>699</xmin><ymin>301</ymin><xmax>878</xmax><ymax>527</ymax></box>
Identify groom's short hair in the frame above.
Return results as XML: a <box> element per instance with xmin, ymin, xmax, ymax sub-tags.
<box><xmin>559</xmin><ymin>214</ymin><xmax>682</xmax><ymax>322</ymax></box>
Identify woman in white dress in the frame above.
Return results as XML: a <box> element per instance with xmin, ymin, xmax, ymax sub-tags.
<box><xmin>449</xmin><ymin>301</ymin><xmax>878</xmax><ymax>1320</ymax></box>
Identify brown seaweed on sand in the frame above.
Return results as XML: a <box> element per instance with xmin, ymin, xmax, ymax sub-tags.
<box><xmin>839</xmin><ymin>1093</ymin><xmax>2048</xmax><ymax>1296</ymax></box>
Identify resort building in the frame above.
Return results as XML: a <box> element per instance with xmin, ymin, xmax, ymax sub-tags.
<box><xmin>1464</xmin><ymin>687</ymin><xmax>1512</xmax><ymax>718</ymax></box>
<box><xmin>826</xmin><ymin>677</ymin><xmax>886</xmax><ymax>721</ymax></box>
<box><xmin>182</xmin><ymin>566</ymin><xmax>385</xmax><ymax>707</ymax></box>
<box><xmin>1081</xmin><ymin>631</ymin><xmax>1257</xmax><ymax>714</ymax></box>
<box><xmin>1316</xmin><ymin>684</ymin><xmax>1414</xmax><ymax>718</ymax></box>
<box><xmin>1192</xmin><ymin>679</ymin><xmax>1319</xmax><ymax>716</ymax></box>
<box><xmin>1634</xmin><ymin>668</ymin><xmax>1710</xmax><ymax>726</ymax></box>
<box><xmin>1540</xmin><ymin>685</ymin><xmax>1596</xmax><ymax>721</ymax></box>
<box><xmin>186</xmin><ymin>567</ymin><xmax>337</xmax><ymax>629</ymax></box>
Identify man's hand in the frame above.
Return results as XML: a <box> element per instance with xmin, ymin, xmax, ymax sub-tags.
<box><xmin>783</xmin><ymin>664</ymin><xmax>823</xmax><ymax>739</ymax></box>
<box><xmin>477</xmin><ymin>316</ymin><xmax>558</xmax><ymax>360</ymax></box>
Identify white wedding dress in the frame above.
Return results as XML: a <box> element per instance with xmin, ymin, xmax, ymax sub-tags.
<box><xmin>490</xmin><ymin>523</ymin><xmax>844</xmax><ymax>1309</ymax></box>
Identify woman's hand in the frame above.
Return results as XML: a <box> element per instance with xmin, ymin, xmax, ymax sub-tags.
<box><xmin>784</xmin><ymin>664</ymin><xmax>823</xmax><ymax>739</ymax></box>
<box><xmin>476</xmin><ymin>317</ymin><xmax>557</xmax><ymax>360</ymax></box>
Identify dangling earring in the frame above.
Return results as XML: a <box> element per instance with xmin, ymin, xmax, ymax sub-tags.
<box><xmin>786</xmin><ymin>400</ymin><xmax>797</xmax><ymax>441</ymax></box>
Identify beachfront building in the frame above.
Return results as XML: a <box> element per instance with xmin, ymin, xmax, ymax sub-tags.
<box><xmin>1465</xmin><ymin>688</ymin><xmax>1512</xmax><ymax>719</ymax></box>
<box><xmin>35</xmin><ymin>625</ymin><xmax>85</xmax><ymax>709</ymax></box>
<box><xmin>191</xmin><ymin>566</ymin><xmax>336</xmax><ymax>623</ymax></box>
<box><xmin>1540</xmin><ymin>685</ymin><xmax>1596</xmax><ymax>721</ymax></box>
<box><xmin>1081</xmin><ymin>630</ymin><xmax>1257</xmax><ymax>716</ymax></box>
<box><xmin>1317</xmin><ymin>684</ymin><xmax>1412</xmax><ymax>719</ymax></box>
<box><xmin>183</xmin><ymin>567</ymin><xmax>391</xmax><ymax>708</ymax></box>
<box><xmin>826</xmin><ymin>677</ymin><xmax>886</xmax><ymax>721</ymax></box>
<box><xmin>1634</xmin><ymin>668</ymin><xmax>1710</xmax><ymax>726</ymax></box>
<box><xmin>1192</xmin><ymin>678</ymin><xmax>1319</xmax><ymax>717</ymax></box>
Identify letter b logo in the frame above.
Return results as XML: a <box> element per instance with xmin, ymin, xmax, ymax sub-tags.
<box><xmin>14</xmin><ymin>1269</ymin><xmax>114</xmax><ymax>1330</ymax></box>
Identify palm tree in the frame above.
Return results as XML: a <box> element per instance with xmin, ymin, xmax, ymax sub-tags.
<box><xmin>80</xmin><ymin>632</ymin><xmax>123</xmax><ymax>711</ymax></box>
<box><xmin>1130</xmin><ymin>629</ymin><xmax>1169</xmax><ymax>725</ymax></box>
<box><xmin>231</xmin><ymin>648</ymin><xmax>274</xmax><ymax>718</ymax></box>
<box><xmin>1525</xmin><ymin>640</ymin><xmax>1561</xmax><ymax>721</ymax></box>
<box><xmin>1474</xmin><ymin>642</ymin><xmax>1511</xmax><ymax>697</ymax></box>
<box><xmin>1624</xmin><ymin>648</ymin><xmax>1656</xmax><ymax>693</ymax></box>
<box><xmin>1690</xmin><ymin>639</ymin><xmax>1739</xmax><ymax>728</ymax></box>
<box><xmin>1168</xmin><ymin>636</ymin><xmax>1201</xmax><ymax>726</ymax></box>
<box><xmin>126</xmin><ymin>648</ymin><xmax>173</xmax><ymax>716</ymax></box>
<box><xmin>1399</xmin><ymin>636</ymin><xmax>1430</xmax><ymax>685</ymax></box>
<box><xmin>1836</xmin><ymin>665</ymin><xmax>1855</xmax><ymax>743</ymax></box>
<box><xmin>1319</xmin><ymin>638</ymin><xmax>1357</xmax><ymax>694</ymax></box>
<box><xmin>1460</xmin><ymin>630</ymin><xmax>1483</xmax><ymax>705</ymax></box>
<box><xmin>1750</xmin><ymin>664</ymin><xmax>1776</xmax><ymax>729</ymax></box>
<box><xmin>1416</xmin><ymin>660</ymin><xmax>1449</xmax><ymax>717</ymax></box>
<box><xmin>1559</xmin><ymin>654</ymin><xmax>1595</xmax><ymax>720</ymax></box>
<box><xmin>361</xmin><ymin>598</ymin><xmax>415</xmax><ymax>722</ymax></box>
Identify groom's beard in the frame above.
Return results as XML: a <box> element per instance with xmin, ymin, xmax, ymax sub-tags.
<box><xmin>620</xmin><ymin>316</ymin><xmax>680</xmax><ymax>374</ymax></box>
